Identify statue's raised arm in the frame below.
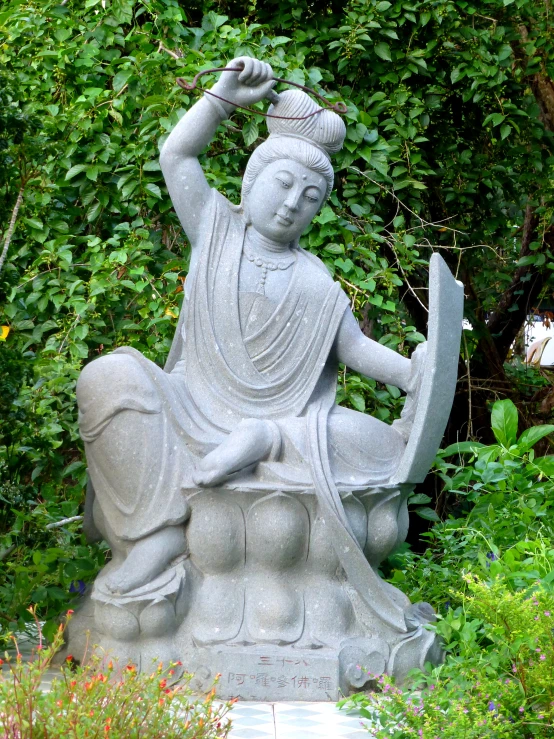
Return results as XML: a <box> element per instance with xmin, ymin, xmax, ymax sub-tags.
<box><xmin>159</xmin><ymin>58</ymin><xmax>275</xmax><ymax>246</ymax></box>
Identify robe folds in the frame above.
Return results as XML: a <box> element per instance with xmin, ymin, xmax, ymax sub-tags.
<box><xmin>78</xmin><ymin>190</ymin><xmax>408</xmax><ymax>630</ymax></box>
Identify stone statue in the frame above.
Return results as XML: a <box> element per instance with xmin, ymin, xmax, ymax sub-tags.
<box><xmin>66</xmin><ymin>57</ymin><xmax>464</xmax><ymax>701</ymax></box>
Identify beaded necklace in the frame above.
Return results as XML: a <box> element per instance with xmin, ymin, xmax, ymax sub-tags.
<box><xmin>243</xmin><ymin>246</ymin><xmax>296</xmax><ymax>295</ymax></box>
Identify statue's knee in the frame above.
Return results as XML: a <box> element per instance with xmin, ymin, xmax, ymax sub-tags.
<box><xmin>77</xmin><ymin>353</ymin><xmax>159</xmax><ymax>412</ymax></box>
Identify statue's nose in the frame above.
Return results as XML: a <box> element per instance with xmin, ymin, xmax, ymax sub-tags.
<box><xmin>284</xmin><ymin>193</ymin><xmax>300</xmax><ymax>212</ymax></box>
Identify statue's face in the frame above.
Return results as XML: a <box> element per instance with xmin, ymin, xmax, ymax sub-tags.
<box><xmin>246</xmin><ymin>159</ymin><xmax>327</xmax><ymax>244</ymax></box>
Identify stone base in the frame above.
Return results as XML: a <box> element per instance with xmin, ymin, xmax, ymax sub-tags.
<box><xmin>61</xmin><ymin>484</ymin><xmax>442</xmax><ymax>699</ymax></box>
<box><xmin>185</xmin><ymin>646</ymin><xmax>342</xmax><ymax>701</ymax></box>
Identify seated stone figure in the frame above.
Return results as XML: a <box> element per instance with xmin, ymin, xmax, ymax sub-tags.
<box><xmin>70</xmin><ymin>57</ymin><xmax>463</xmax><ymax>699</ymax></box>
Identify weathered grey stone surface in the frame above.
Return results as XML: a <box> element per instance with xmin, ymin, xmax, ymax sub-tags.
<box><xmin>65</xmin><ymin>56</ymin><xmax>463</xmax><ymax>700</ymax></box>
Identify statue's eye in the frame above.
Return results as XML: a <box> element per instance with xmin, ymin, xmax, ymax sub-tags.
<box><xmin>304</xmin><ymin>188</ymin><xmax>320</xmax><ymax>202</ymax></box>
<box><xmin>275</xmin><ymin>171</ymin><xmax>293</xmax><ymax>189</ymax></box>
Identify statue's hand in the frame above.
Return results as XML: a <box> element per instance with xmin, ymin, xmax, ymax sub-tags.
<box><xmin>407</xmin><ymin>341</ymin><xmax>427</xmax><ymax>395</ymax></box>
<box><xmin>392</xmin><ymin>341</ymin><xmax>427</xmax><ymax>441</ymax></box>
<box><xmin>210</xmin><ymin>57</ymin><xmax>275</xmax><ymax>109</ymax></box>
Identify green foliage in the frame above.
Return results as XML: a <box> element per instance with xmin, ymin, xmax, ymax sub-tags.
<box><xmin>386</xmin><ymin>399</ymin><xmax>554</xmax><ymax>605</ymax></box>
<box><xmin>1</xmin><ymin>611</ymin><xmax>233</xmax><ymax>738</ymax></box>
<box><xmin>340</xmin><ymin>576</ymin><xmax>554</xmax><ymax>738</ymax></box>
<box><xmin>347</xmin><ymin>399</ymin><xmax>554</xmax><ymax>736</ymax></box>
<box><xmin>1</xmin><ymin>0</ymin><xmax>553</xmax><ymax>635</ymax></box>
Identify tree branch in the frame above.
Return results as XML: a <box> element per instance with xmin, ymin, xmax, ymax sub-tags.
<box><xmin>0</xmin><ymin>186</ymin><xmax>25</xmax><ymax>277</ymax></box>
<box><xmin>486</xmin><ymin>206</ymin><xmax>548</xmax><ymax>362</ymax></box>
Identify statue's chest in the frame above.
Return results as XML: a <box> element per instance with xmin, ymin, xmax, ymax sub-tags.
<box><xmin>238</xmin><ymin>254</ymin><xmax>294</xmax><ymax>304</ymax></box>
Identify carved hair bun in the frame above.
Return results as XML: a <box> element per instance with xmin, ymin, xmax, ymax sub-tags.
<box><xmin>267</xmin><ymin>90</ymin><xmax>346</xmax><ymax>155</ymax></box>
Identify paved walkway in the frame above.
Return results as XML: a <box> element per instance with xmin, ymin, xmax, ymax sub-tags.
<box><xmin>228</xmin><ymin>701</ymin><xmax>373</xmax><ymax>738</ymax></box>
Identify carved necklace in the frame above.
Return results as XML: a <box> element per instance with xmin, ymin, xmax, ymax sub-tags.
<box><xmin>243</xmin><ymin>242</ymin><xmax>296</xmax><ymax>295</ymax></box>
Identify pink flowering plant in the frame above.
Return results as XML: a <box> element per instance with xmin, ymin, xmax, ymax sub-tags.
<box><xmin>339</xmin><ymin>575</ymin><xmax>554</xmax><ymax>738</ymax></box>
<box><xmin>0</xmin><ymin>610</ymin><xmax>233</xmax><ymax>739</ymax></box>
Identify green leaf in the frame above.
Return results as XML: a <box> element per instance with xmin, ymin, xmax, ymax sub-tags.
<box><xmin>440</xmin><ymin>441</ymin><xmax>485</xmax><ymax>456</ymax></box>
<box><xmin>145</xmin><ymin>183</ymin><xmax>162</xmax><ymax>199</ymax></box>
<box><xmin>315</xmin><ymin>207</ymin><xmax>337</xmax><ymax>224</ymax></box>
<box><xmin>23</xmin><ymin>217</ymin><xmax>43</xmax><ymax>230</ymax></box>
<box><xmin>500</xmin><ymin>124</ymin><xmax>512</xmax><ymax>140</ymax></box>
<box><xmin>324</xmin><ymin>243</ymin><xmax>344</xmax><ymax>254</ymax></box>
<box><xmin>516</xmin><ymin>254</ymin><xmax>537</xmax><ymax>267</ymax></box>
<box><xmin>451</xmin><ymin>67</ymin><xmax>463</xmax><ymax>84</ymax></box>
<box><xmin>359</xmin><ymin>278</ymin><xmax>376</xmax><ymax>292</ymax></box>
<box><xmin>374</xmin><ymin>42</ymin><xmax>392</xmax><ymax>62</ymax></box>
<box><xmin>109</xmin><ymin>108</ymin><xmax>123</xmax><ymax>125</ymax></box>
<box><xmin>534</xmin><ymin>456</ymin><xmax>554</xmax><ymax>476</ymax></box>
<box><xmin>349</xmin><ymin>392</ymin><xmax>366</xmax><ymax>412</ymax></box>
<box><xmin>65</xmin><ymin>164</ymin><xmax>88</xmax><ymax>180</ymax></box>
<box><xmin>483</xmin><ymin>113</ymin><xmax>506</xmax><ymax>127</ymax></box>
<box><xmin>491</xmin><ymin>399</ymin><xmax>518</xmax><ymax>447</ymax></box>
<box><xmin>497</xmin><ymin>44</ymin><xmax>513</xmax><ymax>61</ymax></box>
<box><xmin>270</xmin><ymin>36</ymin><xmax>291</xmax><ymax>47</ymax></box>
<box><xmin>113</xmin><ymin>69</ymin><xmax>133</xmax><ymax>92</ymax></box>
<box><xmin>86</xmin><ymin>201</ymin><xmax>102</xmax><ymax>222</ymax></box>
<box><xmin>409</xmin><ymin>493</ymin><xmax>432</xmax><ymax>505</ymax></box>
<box><xmin>86</xmin><ymin>165</ymin><xmax>99</xmax><ymax>181</ymax></box>
<box><xmin>405</xmin><ymin>331</ymin><xmax>426</xmax><ymax>343</ymax></box>
<box><xmin>415</xmin><ymin>507</ymin><xmax>440</xmax><ymax>522</ymax></box>
<box><xmin>143</xmin><ymin>160</ymin><xmax>161</xmax><ymax>171</ymax></box>
<box><xmin>121</xmin><ymin>180</ymin><xmax>139</xmax><ymax>199</ymax></box>
<box><xmin>243</xmin><ymin>120</ymin><xmax>259</xmax><ymax>146</ymax></box>
<box><xmin>517</xmin><ymin>425</ymin><xmax>554</xmax><ymax>453</ymax></box>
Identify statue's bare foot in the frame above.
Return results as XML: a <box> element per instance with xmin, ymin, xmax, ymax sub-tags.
<box><xmin>193</xmin><ymin>418</ymin><xmax>275</xmax><ymax>488</ymax></box>
<box><xmin>192</xmin><ymin>459</ymin><xmax>232</xmax><ymax>488</ymax></box>
<box><xmin>104</xmin><ymin>526</ymin><xmax>186</xmax><ymax>595</ymax></box>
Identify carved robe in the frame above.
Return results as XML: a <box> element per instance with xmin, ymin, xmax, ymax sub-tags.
<box><xmin>79</xmin><ymin>191</ymin><xmax>403</xmax><ymax>538</ymax></box>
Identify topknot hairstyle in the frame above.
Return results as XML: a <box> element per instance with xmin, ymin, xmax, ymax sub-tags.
<box><xmin>241</xmin><ymin>90</ymin><xmax>346</xmax><ymax>203</ymax></box>
<box><xmin>266</xmin><ymin>89</ymin><xmax>346</xmax><ymax>155</ymax></box>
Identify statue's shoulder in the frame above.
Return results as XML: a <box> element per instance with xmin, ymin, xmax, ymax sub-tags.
<box><xmin>297</xmin><ymin>248</ymin><xmax>338</xmax><ymax>286</ymax></box>
<box><xmin>212</xmin><ymin>188</ymin><xmax>242</xmax><ymax>216</ymax></box>
<box><xmin>198</xmin><ymin>188</ymin><xmax>243</xmax><ymax>225</ymax></box>
<box><xmin>297</xmin><ymin>247</ymin><xmax>330</xmax><ymax>274</ymax></box>
<box><xmin>296</xmin><ymin>248</ymin><xmax>350</xmax><ymax>310</ymax></box>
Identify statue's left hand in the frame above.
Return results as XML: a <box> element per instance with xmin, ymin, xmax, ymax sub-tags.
<box><xmin>407</xmin><ymin>341</ymin><xmax>427</xmax><ymax>395</ymax></box>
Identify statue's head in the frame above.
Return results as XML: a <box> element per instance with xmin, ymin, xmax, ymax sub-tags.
<box><xmin>241</xmin><ymin>90</ymin><xmax>346</xmax><ymax>244</ymax></box>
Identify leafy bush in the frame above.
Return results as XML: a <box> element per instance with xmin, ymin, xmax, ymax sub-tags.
<box><xmin>1</xmin><ymin>611</ymin><xmax>233</xmax><ymax>738</ymax></box>
<box><xmin>340</xmin><ymin>575</ymin><xmax>554</xmax><ymax>738</ymax></box>
<box><xmin>340</xmin><ymin>399</ymin><xmax>554</xmax><ymax>736</ymax></box>
<box><xmin>386</xmin><ymin>399</ymin><xmax>554</xmax><ymax>607</ymax></box>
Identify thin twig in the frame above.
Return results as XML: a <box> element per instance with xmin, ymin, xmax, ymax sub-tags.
<box><xmin>157</xmin><ymin>41</ymin><xmax>182</xmax><ymax>60</ymax></box>
<box><xmin>45</xmin><ymin>515</ymin><xmax>83</xmax><ymax>530</ymax></box>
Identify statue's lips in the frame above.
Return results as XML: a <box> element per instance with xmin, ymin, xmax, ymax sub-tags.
<box><xmin>274</xmin><ymin>213</ymin><xmax>293</xmax><ymax>226</ymax></box>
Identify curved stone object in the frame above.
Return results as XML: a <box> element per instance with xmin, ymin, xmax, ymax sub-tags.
<box><xmin>63</xmin><ymin>57</ymin><xmax>464</xmax><ymax>699</ymax></box>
